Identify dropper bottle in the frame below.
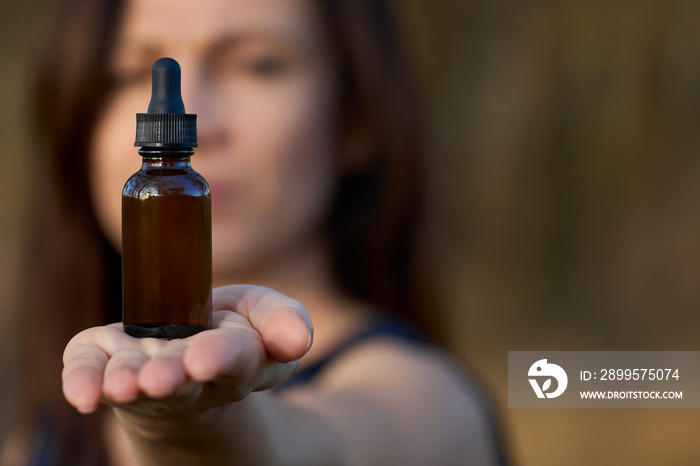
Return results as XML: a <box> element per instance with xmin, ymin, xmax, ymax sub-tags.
<box><xmin>122</xmin><ymin>57</ymin><xmax>212</xmax><ymax>339</ymax></box>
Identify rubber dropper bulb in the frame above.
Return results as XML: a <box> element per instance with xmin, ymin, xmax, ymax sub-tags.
<box><xmin>147</xmin><ymin>57</ymin><xmax>186</xmax><ymax>114</ymax></box>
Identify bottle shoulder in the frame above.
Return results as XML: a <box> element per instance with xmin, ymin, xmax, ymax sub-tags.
<box><xmin>123</xmin><ymin>167</ymin><xmax>210</xmax><ymax>199</ymax></box>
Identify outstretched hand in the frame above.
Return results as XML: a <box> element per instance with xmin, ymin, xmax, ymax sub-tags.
<box><xmin>62</xmin><ymin>285</ymin><xmax>313</xmax><ymax>418</ymax></box>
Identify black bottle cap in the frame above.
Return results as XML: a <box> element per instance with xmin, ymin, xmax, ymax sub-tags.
<box><xmin>135</xmin><ymin>57</ymin><xmax>197</xmax><ymax>148</ymax></box>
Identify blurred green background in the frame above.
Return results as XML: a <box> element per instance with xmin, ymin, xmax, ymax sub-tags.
<box><xmin>2</xmin><ymin>1</ymin><xmax>700</xmax><ymax>464</ymax></box>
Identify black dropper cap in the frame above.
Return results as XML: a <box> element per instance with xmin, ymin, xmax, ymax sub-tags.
<box><xmin>135</xmin><ymin>57</ymin><xmax>197</xmax><ymax>148</ymax></box>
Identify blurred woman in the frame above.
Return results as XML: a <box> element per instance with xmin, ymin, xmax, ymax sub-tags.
<box><xmin>2</xmin><ymin>0</ymin><xmax>507</xmax><ymax>464</ymax></box>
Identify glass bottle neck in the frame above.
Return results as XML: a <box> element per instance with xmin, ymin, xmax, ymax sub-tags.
<box><xmin>138</xmin><ymin>148</ymin><xmax>193</xmax><ymax>168</ymax></box>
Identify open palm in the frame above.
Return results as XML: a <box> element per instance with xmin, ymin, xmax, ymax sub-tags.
<box><xmin>61</xmin><ymin>285</ymin><xmax>313</xmax><ymax>418</ymax></box>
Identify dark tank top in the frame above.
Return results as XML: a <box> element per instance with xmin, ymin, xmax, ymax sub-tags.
<box><xmin>276</xmin><ymin>318</ymin><xmax>427</xmax><ymax>390</ymax></box>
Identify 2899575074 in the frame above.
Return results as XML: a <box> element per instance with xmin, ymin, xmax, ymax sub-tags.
<box><xmin>595</xmin><ymin>368</ymin><xmax>680</xmax><ymax>381</ymax></box>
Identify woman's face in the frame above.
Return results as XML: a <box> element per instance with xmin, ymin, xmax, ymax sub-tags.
<box><xmin>90</xmin><ymin>0</ymin><xmax>337</xmax><ymax>282</ymax></box>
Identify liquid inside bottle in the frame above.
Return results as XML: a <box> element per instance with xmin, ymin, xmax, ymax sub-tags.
<box><xmin>122</xmin><ymin>151</ymin><xmax>212</xmax><ymax>338</ymax></box>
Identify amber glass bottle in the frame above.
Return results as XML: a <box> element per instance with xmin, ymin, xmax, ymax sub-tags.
<box><xmin>122</xmin><ymin>58</ymin><xmax>212</xmax><ymax>339</ymax></box>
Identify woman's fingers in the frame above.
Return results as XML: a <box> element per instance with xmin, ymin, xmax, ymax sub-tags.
<box><xmin>213</xmin><ymin>285</ymin><xmax>314</xmax><ymax>362</ymax></box>
<box><xmin>64</xmin><ymin>326</ymin><xmax>143</xmax><ymax>411</ymax></box>
<box><xmin>184</xmin><ymin>314</ymin><xmax>262</xmax><ymax>382</ymax></box>
<box><xmin>62</xmin><ymin>343</ymin><xmax>109</xmax><ymax>414</ymax></box>
<box><xmin>258</xmin><ymin>305</ymin><xmax>313</xmax><ymax>363</ymax></box>
<box><xmin>138</xmin><ymin>340</ymin><xmax>188</xmax><ymax>398</ymax></box>
<box><xmin>182</xmin><ymin>311</ymin><xmax>298</xmax><ymax>398</ymax></box>
<box><xmin>103</xmin><ymin>349</ymin><xmax>148</xmax><ymax>404</ymax></box>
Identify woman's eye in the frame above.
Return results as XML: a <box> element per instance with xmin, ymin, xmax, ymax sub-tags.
<box><xmin>243</xmin><ymin>55</ymin><xmax>287</xmax><ymax>77</ymax></box>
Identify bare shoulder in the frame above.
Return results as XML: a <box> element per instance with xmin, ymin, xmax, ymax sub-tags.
<box><xmin>282</xmin><ymin>338</ymin><xmax>503</xmax><ymax>466</ymax></box>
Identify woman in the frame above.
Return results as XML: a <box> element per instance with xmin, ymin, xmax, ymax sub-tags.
<box><xmin>2</xmin><ymin>0</ymin><xmax>507</xmax><ymax>464</ymax></box>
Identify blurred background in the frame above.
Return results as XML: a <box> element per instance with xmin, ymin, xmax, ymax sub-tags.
<box><xmin>2</xmin><ymin>1</ymin><xmax>700</xmax><ymax>464</ymax></box>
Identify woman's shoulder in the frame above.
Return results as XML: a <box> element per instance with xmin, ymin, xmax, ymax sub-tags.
<box><xmin>279</xmin><ymin>319</ymin><xmax>507</xmax><ymax>465</ymax></box>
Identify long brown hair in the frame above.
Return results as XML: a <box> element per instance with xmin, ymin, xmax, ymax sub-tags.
<box><xmin>9</xmin><ymin>0</ymin><xmax>434</xmax><ymax>463</ymax></box>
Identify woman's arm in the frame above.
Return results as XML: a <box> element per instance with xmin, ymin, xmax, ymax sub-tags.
<box><xmin>111</xmin><ymin>391</ymin><xmax>346</xmax><ymax>466</ymax></box>
<box><xmin>62</xmin><ymin>285</ymin><xmax>499</xmax><ymax>465</ymax></box>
